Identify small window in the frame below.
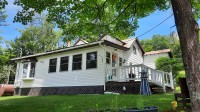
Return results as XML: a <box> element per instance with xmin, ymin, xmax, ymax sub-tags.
<box><xmin>119</xmin><ymin>58</ymin><xmax>123</xmax><ymax>66</ymax></box>
<box><xmin>49</xmin><ymin>58</ymin><xmax>57</xmax><ymax>73</ymax></box>
<box><xmin>72</xmin><ymin>54</ymin><xmax>82</xmax><ymax>70</ymax></box>
<box><xmin>133</xmin><ymin>46</ymin><xmax>136</xmax><ymax>54</ymax></box>
<box><xmin>106</xmin><ymin>52</ymin><xmax>111</xmax><ymax>64</ymax></box>
<box><xmin>86</xmin><ymin>52</ymin><xmax>97</xmax><ymax>69</ymax></box>
<box><xmin>60</xmin><ymin>56</ymin><xmax>69</xmax><ymax>71</ymax></box>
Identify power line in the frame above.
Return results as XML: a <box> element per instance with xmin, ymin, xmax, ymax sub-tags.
<box><xmin>136</xmin><ymin>14</ymin><xmax>174</xmax><ymax>38</ymax></box>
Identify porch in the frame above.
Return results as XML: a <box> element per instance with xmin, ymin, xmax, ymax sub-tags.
<box><xmin>105</xmin><ymin>64</ymin><xmax>174</xmax><ymax>94</ymax></box>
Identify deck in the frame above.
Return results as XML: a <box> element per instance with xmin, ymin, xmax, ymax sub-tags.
<box><xmin>105</xmin><ymin>64</ymin><xmax>174</xmax><ymax>93</ymax></box>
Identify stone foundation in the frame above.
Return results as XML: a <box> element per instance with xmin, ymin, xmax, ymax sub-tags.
<box><xmin>14</xmin><ymin>85</ymin><xmax>104</xmax><ymax>96</ymax></box>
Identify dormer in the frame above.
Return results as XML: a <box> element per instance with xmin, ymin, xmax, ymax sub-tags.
<box><xmin>73</xmin><ymin>38</ymin><xmax>89</xmax><ymax>46</ymax></box>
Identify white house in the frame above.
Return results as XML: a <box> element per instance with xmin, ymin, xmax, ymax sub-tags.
<box><xmin>144</xmin><ymin>49</ymin><xmax>173</xmax><ymax>69</ymax></box>
<box><xmin>12</xmin><ymin>35</ymin><xmax>174</xmax><ymax>96</ymax></box>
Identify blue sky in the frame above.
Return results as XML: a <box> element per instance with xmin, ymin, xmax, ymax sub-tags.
<box><xmin>0</xmin><ymin>1</ymin><xmax>191</xmax><ymax>45</ymax></box>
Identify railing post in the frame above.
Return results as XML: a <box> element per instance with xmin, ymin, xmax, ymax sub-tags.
<box><xmin>169</xmin><ymin>71</ymin><xmax>174</xmax><ymax>89</ymax></box>
<box><xmin>162</xmin><ymin>72</ymin><xmax>166</xmax><ymax>93</ymax></box>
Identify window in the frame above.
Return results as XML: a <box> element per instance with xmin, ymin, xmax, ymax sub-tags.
<box><xmin>22</xmin><ymin>62</ymin><xmax>36</xmax><ymax>79</ymax></box>
<box><xmin>106</xmin><ymin>52</ymin><xmax>111</xmax><ymax>64</ymax></box>
<box><xmin>86</xmin><ymin>52</ymin><xmax>97</xmax><ymax>69</ymax></box>
<box><xmin>60</xmin><ymin>56</ymin><xmax>69</xmax><ymax>71</ymax></box>
<box><xmin>119</xmin><ymin>57</ymin><xmax>123</xmax><ymax>66</ymax></box>
<box><xmin>133</xmin><ymin>46</ymin><xmax>136</xmax><ymax>54</ymax></box>
<box><xmin>72</xmin><ymin>54</ymin><xmax>82</xmax><ymax>70</ymax></box>
<box><xmin>49</xmin><ymin>58</ymin><xmax>57</xmax><ymax>73</ymax></box>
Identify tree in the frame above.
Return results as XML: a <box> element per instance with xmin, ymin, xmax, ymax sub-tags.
<box><xmin>13</xmin><ymin>0</ymin><xmax>170</xmax><ymax>40</ymax></box>
<box><xmin>155</xmin><ymin>57</ymin><xmax>183</xmax><ymax>78</ymax></box>
<box><xmin>9</xmin><ymin>20</ymin><xmax>61</xmax><ymax>56</ymax></box>
<box><xmin>171</xmin><ymin>1</ymin><xmax>200</xmax><ymax>111</ymax></box>
<box><xmin>0</xmin><ymin>38</ymin><xmax>15</xmax><ymax>84</ymax></box>
<box><xmin>141</xmin><ymin>34</ymin><xmax>170</xmax><ymax>52</ymax></box>
<box><xmin>2</xmin><ymin>0</ymin><xmax>200</xmax><ymax>110</ymax></box>
<box><xmin>0</xmin><ymin>0</ymin><xmax>7</xmax><ymax>26</ymax></box>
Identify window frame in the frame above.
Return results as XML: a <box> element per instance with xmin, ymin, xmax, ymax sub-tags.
<box><xmin>22</xmin><ymin>62</ymin><xmax>36</xmax><ymax>79</ymax></box>
<box><xmin>106</xmin><ymin>52</ymin><xmax>111</xmax><ymax>64</ymax></box>
<box><xmin>72</xmin><ymin>54</ymin><xmax>82</xmax><ymax>71</ymax></box>
<box><xmin>119</xmin><ymin>57</ymin><xmax>123</xmax><ymax>66</ymax></box>
<box><xmin>48</xmin><ymin>58</ymin><xmax>57</xmax><ymax>73</ymax></box>
<box><xmin>60</xmin><ymin>56</ymin><xmax>69</xmax><ymax>72</ymax></box>
<box><xmin>86</xmin><ymin>51</ymin><xmax>97</xmax><ymax>69</ymax></box>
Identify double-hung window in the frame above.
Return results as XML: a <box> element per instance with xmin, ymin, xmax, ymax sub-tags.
<box><xmin>60</xmin><ymin>56</ymin><xmax>69</xmax><ymax>71</ymax></box>
<box><xmin>86</xmin><ymin>52</ymin><xmax>97</xmax><ymax>69</ymax></box>
<box><xmin>72</xmin><ymin>54</ymin><xmax>82</xmax><ymax>70</ymax></box>
<box><xmin>106</xmin><ymin>52</ymin><xmax>111</xmax><ymax>64</ymax></box>
<box><xmin>22</xmin><ymin>62</ymin><xmax>36</xmax><ymax>79</ymax></box>
<box><xmin>49</xmin><ymin>58</ymin><xmax>57</xmax><ymax>73</ymax></box>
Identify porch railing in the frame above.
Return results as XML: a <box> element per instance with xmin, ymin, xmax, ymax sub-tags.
<box><xmin>106</xmin><ymin>64</ymin><xmax>174</xmax><ymax>91</ymax></box>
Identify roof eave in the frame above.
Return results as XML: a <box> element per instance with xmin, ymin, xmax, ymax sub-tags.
<box><xmin>11</xmin><ymin>41</ymin><xmax>104</xmax><ymax>61</ymax></box>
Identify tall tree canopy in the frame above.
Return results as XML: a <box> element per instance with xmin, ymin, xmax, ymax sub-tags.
<box><xmin>9</xmin><ymin>20</ymin><xmax>61</xmax><ymax>57</ymax></box>
<box><xmin>1</xmin><ymin>0</ymin><xmax>200</xmax><ymax>111</ymax></box>
<box><xmin>13</xmin><ymin>0</ymin><xmax>170</xmax><ymax>40</ymax></box>
<box><xmin>141</xmin><ymin>34</ymin><xmax>170</xmax><ymax>52</ymax></box>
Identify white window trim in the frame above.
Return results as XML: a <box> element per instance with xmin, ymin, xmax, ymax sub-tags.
<box><xmin>22</xmin><ymin>62</ymin><xmax>35</xmax><ymax>80</ymax></box>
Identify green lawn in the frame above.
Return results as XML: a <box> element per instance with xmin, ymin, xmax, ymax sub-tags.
<box><xmin>0</xmin><ymin>94</ymin><xmax>175</xmax><ymax>112</ymax></box>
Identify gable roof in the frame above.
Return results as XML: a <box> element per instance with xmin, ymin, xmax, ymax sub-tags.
<box><xmin>73</xmin><ymin>38</ymin><xmax>89</xmax><ymax>46</ymax></box>
<box><xmin>144</xmin><ymin>49</ymin><xmax>173</xmax><ymax>58</ymax></box>
<box><xmin>122</xmin><ymin>38</ymin><xmax>145</xmax><ymax>54</ymax></box>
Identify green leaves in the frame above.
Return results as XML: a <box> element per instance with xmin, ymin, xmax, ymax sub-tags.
<box><xmin>155</xmin><ymin>57</ymin><xmax>183</xmax><ymax>78</ymax></box>
<box><xmin>10</xmin><ymin>17</ymin><xmax>61</xmax><ymax>57</ymax></box>
<box><xmin>12</xmin><ymin>0</ymin><xmax>170</xmax><ymax>40</ymax></box>
<box><xmin>141</xmin><ymin>34</ymin><xmax>170</xmax><ymax>52</ymax></box>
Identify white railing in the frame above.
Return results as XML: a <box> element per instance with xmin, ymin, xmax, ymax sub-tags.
<box><xmin>106</xmin><ymin>64</ymin><xmax>174</xmax><ymax>91</ymax></box>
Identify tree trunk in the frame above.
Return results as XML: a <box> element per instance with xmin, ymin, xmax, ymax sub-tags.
<box><xmin>171</xmin><ymin>0</ymin><xmax>200</xmax><ymax>111</ymax></box>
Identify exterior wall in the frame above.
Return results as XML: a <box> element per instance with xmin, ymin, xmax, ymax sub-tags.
<box><xmin>15</xmin><ymin>46</ymin><xmax>106</xmax><ymax>90</ymax></box>
<box><xmin>144</xmin><ymin>53</ymin><xmax>170</xmax><ymax>69</ymax></box>
<box><xmin>124</xmin><ymin>42</ymin><xmax>143</xmax><ymax>65</ymax></box>
<box><xmin>102</xmin><ymin>45</ymin><xmax>125</xmax><ymax>66</ymax></box>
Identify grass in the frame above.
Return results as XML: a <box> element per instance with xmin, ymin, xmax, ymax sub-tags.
<box><xmin>0</xmin><ymin>94</ymin><xmax>175</xmax><ymax>112</ymax></box>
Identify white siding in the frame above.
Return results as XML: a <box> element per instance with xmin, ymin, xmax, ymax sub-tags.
<box><xmin>125</xmin><ymin>42</ymin><xmax>143</xmax><ymax>65</ymax></box>
<box><xmin>144</xmin><ymin>53</ymin><xmax>170</xmax><ymax>69</ymax></box>
<box><xmin>102</xmin><ymin>45</ymin><xmax>125</xmax><ymax>66</ymax></box>
<box><xmin>17</xmin><ymin>46</ymin><xmax>106</xmax><ymax>88</ymax></box>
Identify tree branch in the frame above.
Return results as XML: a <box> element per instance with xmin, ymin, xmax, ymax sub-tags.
<box><xmin>109</xmin><ymin>1</ymin><xmax>132</xmax><ymax>25</ymax></box>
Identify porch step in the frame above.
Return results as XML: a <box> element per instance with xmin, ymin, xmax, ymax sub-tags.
<box><xmin>151</xmin><ymin>87</ymin><xmax>164</xmax><ymax>94</ymax></box>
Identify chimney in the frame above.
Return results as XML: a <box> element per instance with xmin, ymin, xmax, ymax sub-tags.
<box><xmin>67</xmin><ymin>41</ymin><xmax>71</xmax><ymax>47</ymax></box>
